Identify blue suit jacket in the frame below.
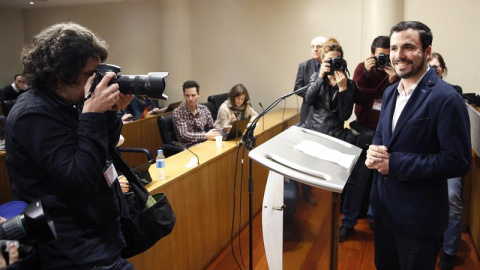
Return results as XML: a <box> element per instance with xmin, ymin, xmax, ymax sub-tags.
<box><xmin>371</xmin><ymin>68</ymin><xmax>471</xmax><ymax>238</ymax></box>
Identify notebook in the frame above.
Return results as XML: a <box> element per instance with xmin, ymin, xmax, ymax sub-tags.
<box><xmin>222</xmin><ymin>117</ymin><xmax>251</xmax><ymax>141</ymax></box>
<box><xmin>165</xmin><ymin>101</ymin><xmax>182</xmax><ymax>113</ymax></box>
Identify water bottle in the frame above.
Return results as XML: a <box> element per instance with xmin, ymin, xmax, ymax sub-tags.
<box><xmin>156</xmin><ymin>149</ymin><xmax>166</xmax><ymax>180</ymax></box>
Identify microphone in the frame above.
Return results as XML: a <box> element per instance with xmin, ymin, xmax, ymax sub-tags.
<box><xmin>242</xmin><ymin>83</ymin><xmax>312</xmax><ymax>149</ymax></box>
<box><xmin>258</xmin><ymin>102</ymin><xmax>265</xmax><ymax>131</ymax></box>
<box><xmin>173</xmin><ymin>141</ymin><xmax>200</xmax><ymax>165</ymax></box>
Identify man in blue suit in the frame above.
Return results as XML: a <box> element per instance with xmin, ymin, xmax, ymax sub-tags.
<box><xmin>366</xmin><ymin>21</ymin><xmax>471</xmax><ymax>270</ymax></box>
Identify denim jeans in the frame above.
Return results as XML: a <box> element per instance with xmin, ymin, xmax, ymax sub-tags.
<box><xmin>444</xmin><ymin>177</ymin><xmax>463</xmax><ymax>255</ymax></box>
<box><xmin>341</xmin><ymin>152</ymin><xmax>374</xmax><ymax>227</ymax></box>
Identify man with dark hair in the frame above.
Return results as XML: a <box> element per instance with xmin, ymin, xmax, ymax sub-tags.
<box><xmin>366</xmin><ymin>21</ymin><xmax>471</xmax><ymax>269</ymax></box>
<box><xmin>0</xmin><ymin>74</ymin><xmax>28</xmax><ymax>102</ymax></box>
<box><xmin>173</xmin><ymin>80</ymin><xmax>221</xmax><ymax>148</ymax></box>
<box><xmin>6</xmin><ymin>22</ymin><xmax>134</xmax><ymax>269</ymax></box>
<box><xmin>339</xmin><ymin>35</ymin><xmax>398</xmax><ymax>241</ymax></box>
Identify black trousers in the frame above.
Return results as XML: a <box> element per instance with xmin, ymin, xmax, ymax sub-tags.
<box><xmin>374</xmin><ymin>215</ymin><xmax>442</xmax><ymax>270</ymax></box>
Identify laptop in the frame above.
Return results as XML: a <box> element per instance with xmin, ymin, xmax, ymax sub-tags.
<box><xmin>222</xmin><ymin>117</ymin><xmax>251</xmax><ymax>141</ymax></box>
<box><xmin>164</xmin><ymin>101</ymin><xmax>182</xmax><ymax>113</ymax></box>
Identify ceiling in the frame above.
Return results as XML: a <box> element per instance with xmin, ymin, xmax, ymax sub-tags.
<box><xmin>0</xmin><ymin>0</ymin><xmax>140</xmax><ymax>9</ymax></box>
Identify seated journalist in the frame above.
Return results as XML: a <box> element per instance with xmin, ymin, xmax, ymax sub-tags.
<box><xmin>214</xmin><ymin>83</ymin><xmax>258</xmax><ymax>129</ymax></box>
<box><xmin>173</xmin><ymin>80</ymin><xmax>221</xmax><ymax>148</ymax></box>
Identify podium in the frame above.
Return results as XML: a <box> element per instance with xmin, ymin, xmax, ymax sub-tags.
<box><xmin>249</xmin><ymin>125</ymin><xmax>362</xmax><ymax>270</ymax></box>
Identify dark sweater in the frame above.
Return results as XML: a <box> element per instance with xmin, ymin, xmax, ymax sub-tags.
<box><xmin>352</xmin><ymin>62</ymin><xmax>398</xmax><ymax>130</ymax></box>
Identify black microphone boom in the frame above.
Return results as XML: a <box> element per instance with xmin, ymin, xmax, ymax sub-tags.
<box><xmin>172</xmin><ymin>141</ymin><xmax>200</xmax><ymax>165</ymax></box>
<box><xmin>244</xmin><ymin>83</ymin><xmax>311</xmax><ymax>145</ymax></box>
<box><xmin>258</xmin><ymin>102</ymin><xmax>266</xmax><ymax>131</ymax></box>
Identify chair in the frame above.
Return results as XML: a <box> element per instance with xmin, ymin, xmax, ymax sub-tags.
<box><xmin>207</xmin><ymin>93</ymin><xmax>229</xmax><ymax>118</ymax></box>
<box><xmin>0</xmin><ymin>99</ymin><xmax>17</xmax><ymax>117</ymax></box>
<box><xmin>200</xmin><ymin>102</ymin><xmax>217</xmax><ymax>121</ymax></box>
<box><xmin>157</xmin><ymin>114</ymin><xmax>184</xmax><ymax>157</ymax></box>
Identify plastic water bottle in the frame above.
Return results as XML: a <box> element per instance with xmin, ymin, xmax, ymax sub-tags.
<box><xmin>156</xmin><ymin>149</ymin><xmax>166</xmax><ymax>180</ymax></box>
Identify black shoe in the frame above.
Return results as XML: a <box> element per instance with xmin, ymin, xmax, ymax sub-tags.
<box><xmin>439</xmin><ymin>253</ymin><xmax>456</xmax><ymax>270</ymax></box>
<box><xmin>368</xmin><ymin>221</ymin><xmax>374</xmax><ymax>232</ymax></box>
<box><xmin>339</xmin><ymin>225</ymin><xmax>354</xmax><ymax>242</ymax></box>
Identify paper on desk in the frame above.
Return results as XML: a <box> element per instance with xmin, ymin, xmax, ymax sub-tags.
<box><xmin>294</xmin><ymin>140</ymin><xmax>356</xmax><ymax>169</ymax></box>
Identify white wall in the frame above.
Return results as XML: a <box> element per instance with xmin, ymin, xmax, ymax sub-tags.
<box><xmin>0</xmin><ymin>0</ymin><xmax>478</xmax><ymax>110</ymax></box>
<box><xmin>403</xmin><ymin>0</ymin><xmax>480</xmax><ymax>93</ymax></box>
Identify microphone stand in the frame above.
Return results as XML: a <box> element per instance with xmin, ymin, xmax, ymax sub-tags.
<box><xmin>241</xmin><ymin>83</ymin><xmax>311</xmax><ymax>269</ymax></box>
<box><xmin>172</xmin><ymin>141</ymin><xmax>200</xmax><ymax>165</ymax></box>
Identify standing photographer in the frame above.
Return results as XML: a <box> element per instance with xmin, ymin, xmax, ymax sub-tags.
<box><xmin>301</xmin><ymin>38</ymin><xmax>357</xmax><ymax>144</ymax></box>
<box><xmin>339</xmin><ymin>36</ymin><xmax>399</xmax><ymax>242</ymax></box>
<box><xmin>5</xmin><ymin>22</ymin><xmax>134</xmax><ymax>269</ymax></box>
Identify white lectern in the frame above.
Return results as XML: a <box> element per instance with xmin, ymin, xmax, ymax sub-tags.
<box><xmin>249</xmin><ymin>125</ymin><xmax>362</xmax><ymax>270</ymax></box>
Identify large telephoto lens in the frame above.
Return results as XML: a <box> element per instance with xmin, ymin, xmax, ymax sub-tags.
<box><xmin>117</xmin><ymin>72</ymin><xmax>169</xmax><ymax>100</ymax></box>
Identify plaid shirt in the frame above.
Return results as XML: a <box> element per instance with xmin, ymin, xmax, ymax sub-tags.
<box><xmin>173</xmin><ymin>103</ymin><xmax>215</xmax><ymax>148</ymax></box>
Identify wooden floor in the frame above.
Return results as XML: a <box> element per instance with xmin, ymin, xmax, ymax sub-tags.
<box><xmin>206</xmin><ymin>189</ymin><xmax>480</xmax><ymax>270</ymax></box>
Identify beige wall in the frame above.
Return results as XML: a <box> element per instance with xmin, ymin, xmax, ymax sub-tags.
<box><xmin>0</xmin><ymin>0</ymin><xmax>479</xmax><ymax>111</ymax></box>
<box><xmin>0</xmin><ymin>8</ymin><xmax>24</xmax><ymax>85</ymax></box>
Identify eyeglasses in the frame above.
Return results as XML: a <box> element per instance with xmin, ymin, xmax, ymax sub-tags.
<box><xmin>310</xmin><ymin>45</ymin><xmax>323</xmax><ymax>50</ymax></box>
<box><xmin>431</xmin><ymin>65</ymin><xmax>442</xmax><ymax>71</ymax></box>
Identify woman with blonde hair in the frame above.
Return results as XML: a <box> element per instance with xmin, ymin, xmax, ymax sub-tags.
<box><xmin>302</xmin><ymin>38</ymin><xmax>357</xmax><ymax>144</ymax></box>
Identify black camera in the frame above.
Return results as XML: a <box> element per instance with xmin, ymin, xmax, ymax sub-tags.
<box><xmin>0</xmin><ymin>200</ymin><xmax>57</xmax><ymax>244</ymax></box>
<box><xmin>375</xmin><ymin>53</ymin><xmax>390</xmax><ymax>68</ymax></box>
<box><xmin>327</xmin><ymin>57</ymin><xmax>348</xmax><ymax>75</ymax></box>
<box><xmin>91</xmin><ymin>64</ymin><xmax>169</xmax><ymax>100</ymax></box>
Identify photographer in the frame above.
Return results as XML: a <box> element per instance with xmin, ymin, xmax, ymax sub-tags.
<box><xmin>339</xmin><ymin>36</ymin><xmax>399</xmax><ymax>242</ymax></box>
<box><xmin>5</xmin><ymin>22</ymin><xmax>134</xmax><ymax>269</ymax></box>
<box><xmin>301</xmin><ymin>38</ymin><xmax>357</xmax><ymax>144</ymax></box>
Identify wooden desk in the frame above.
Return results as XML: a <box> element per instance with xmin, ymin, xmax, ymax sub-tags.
<box><xmin>466</xmin><ymin>104</ymin><xmax>480</xmax><ymax>257</ymax></box>
<box><xmin>128</xmin><ymin>108</ymin><xmax>300</xmax><ymax>270</ymax></box>
<box><xmin>119</xmin><ymin>114</ymin><xmax>164</xmax><ymax>167</ymax></box>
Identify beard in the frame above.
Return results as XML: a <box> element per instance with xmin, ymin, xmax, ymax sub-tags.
<box><xmin>394</xmin><ymin>53</ymin><xmax>427</xmax><ymax>79</ymax></box>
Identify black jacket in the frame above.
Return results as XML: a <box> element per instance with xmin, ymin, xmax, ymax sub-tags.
<box><xmin>302</xmin><ymin>72</ymin><xmax>357</xmax><ymax>144</ymax></box>
<box><xmin>5</xmin><ymin>89</ymin><xmax>125</xmax><ymax>269</ymax></box>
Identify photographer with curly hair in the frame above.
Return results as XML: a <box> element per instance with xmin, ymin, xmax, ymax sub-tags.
<box><xmin>5</xmin><ymin>22</ymin><xmax>134</xmax><ymax>269</ymax></box>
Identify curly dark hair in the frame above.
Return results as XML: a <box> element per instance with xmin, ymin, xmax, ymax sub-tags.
<box><xmin>21</xmin><ymin>22</ymin><xmax>108</xmax><ymax>94</ymax></box>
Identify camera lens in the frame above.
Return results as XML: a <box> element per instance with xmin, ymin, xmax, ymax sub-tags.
<box><xmin>116</xmin><ymin>73</ymin><xmax>169</xmax><ymax>100</ymax></box>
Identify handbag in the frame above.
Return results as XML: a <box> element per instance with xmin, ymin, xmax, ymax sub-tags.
<box><xmin>110</xmin><ymin>145</ymin><xmax>176</xmax><ymax>258</ymax></box>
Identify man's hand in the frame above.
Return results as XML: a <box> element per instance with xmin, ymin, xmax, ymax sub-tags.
<box><xmin>364</xmin><ymin>56</ymin><xmax>376</xmax><ymax>73</ymax></box>
<box><xmin>383</xmin><ymin>65</ymin><xmax>398</xmax><ymax>83</ymax></box>
<box><xmin>365</xmin><ymin>145</ymin><xmax>390</xmax><ymax>174</ymax></box>
<box><xmin>83</xmin><ymin>72</ymin><xmax>133</xmax><ymax>113</ymax></box>
<box><xmin>149</xmin><ymin>108</ymin><xmax>162</xmax><ymax>115</ymax></box>
<box><xmin>0</xmin><ymin>217</ymin><xmax>19</xmax><ymax>267</ymax></box>
<box><xmin>205</xmin><ymin>129</ymin><xmax>222</xmax><ymax>140</ymax></box>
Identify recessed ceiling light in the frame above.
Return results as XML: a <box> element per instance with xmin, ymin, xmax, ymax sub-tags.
<box><xmin>30</xmin><ymin>2</ymin><xmax>35</xmax><ymax>5</ymax></box>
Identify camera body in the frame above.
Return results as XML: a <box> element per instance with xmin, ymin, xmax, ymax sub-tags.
<box><xmin>375</xmin><ymin>53</ymin><xmax>390</xmax><ymax>68</ymax></box>
<box><xmin>327</xmin><ymin>57</ymin><xmax>347</xmax><ymax>75</ymax></box>
<box><xmin>95</xmin><ymin>64</ymin><xmax>169</xmax><ymax>100</ymax></box>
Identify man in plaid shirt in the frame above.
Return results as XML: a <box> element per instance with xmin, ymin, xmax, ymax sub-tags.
<box><xmin>173</xmin><ymin>80</ymin><xmax>222</xmax><ymax>148</ymax></box>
